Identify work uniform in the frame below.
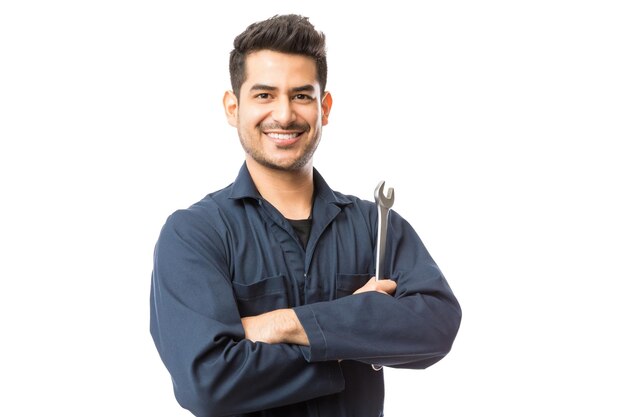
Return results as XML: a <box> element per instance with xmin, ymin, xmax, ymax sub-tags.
<box><xmin>150</xmin><ymin>164</ymin><xmax>461</xmax><ymax>416</ymax></box>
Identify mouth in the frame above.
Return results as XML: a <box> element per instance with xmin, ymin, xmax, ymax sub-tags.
<box><xmin>264</xmin><ymin>131</ymin><xmax>303</xmax><ymax>147</ymax></box>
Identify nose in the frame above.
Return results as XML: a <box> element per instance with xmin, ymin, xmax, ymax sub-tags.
<box><xmin>271</xmin><ymin>96</ymin><xmax>296</xmax><ymax>126</ymax></box>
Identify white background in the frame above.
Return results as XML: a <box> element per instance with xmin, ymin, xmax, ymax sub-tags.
<box><xmin>1</xmin><ymin>1</ymin><xmax>625</xmax><ymax>415</ymax></box>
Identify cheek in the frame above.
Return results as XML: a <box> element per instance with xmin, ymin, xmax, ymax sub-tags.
<box><xmin>300</xmin><ymin>107</ymin><xmax>322</xmax><ymax>127</ymax></box>
<box><xmin>239</xmin><ymin>105</ymin><xmax>270</xmax><ymax>126</ymax></box>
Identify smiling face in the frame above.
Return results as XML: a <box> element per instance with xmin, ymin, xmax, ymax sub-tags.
<box><xmin>224</xmin><ymin>50</ymin><xmax>332</xmax><ymax>173</ymax></box>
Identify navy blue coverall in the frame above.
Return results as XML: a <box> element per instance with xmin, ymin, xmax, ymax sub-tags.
<box><xmin>150</xmin><ymin>164</ymin><xmax>461</xmax><ymax>416</ymax></box>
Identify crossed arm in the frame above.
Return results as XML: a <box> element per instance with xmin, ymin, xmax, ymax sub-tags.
<box><xmin>151</xmin><ymin>209</ymin><xmax>461</xmax><ymax>415</ymax></box>
<box><xmin>241</xmin><ymin>277</ymin><xmax>397</xmax><ymax>345</ymax></box>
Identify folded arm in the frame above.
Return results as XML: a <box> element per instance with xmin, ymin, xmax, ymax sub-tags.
<box><xmin>150</xmin><ymin>210</ymin><xmax>344</xmax><ymax>417</ymax></box>
<box><xmin>297</xmin><ymin>211</ymin><xmax>461</xmax><ymax>367</ymax></box>
<box><xmin>244</xmin><ymin>212</ymin><xmax>461</xmax><ymax>369</ymax></box>
<box><xmin>241</xmin><ymin>278</ymin><xmax>397</xmax><ymax>346</ymax></box>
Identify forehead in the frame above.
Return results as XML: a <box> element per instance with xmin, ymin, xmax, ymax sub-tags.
<box><xmin>242</xmin><ymin>50</ymin><xmax>319</xmax><ymax>89</ymax></box>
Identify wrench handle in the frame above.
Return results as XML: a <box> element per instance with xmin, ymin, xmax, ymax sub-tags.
<box><xmin>375</xmin><ymin>206</ymin><xmax>389</xmax><ymax>281</ymax></box>
<box><xmin>372</xmin><ymin>205</ymin><xmax>389</xmax><ymax>371</ymax></box>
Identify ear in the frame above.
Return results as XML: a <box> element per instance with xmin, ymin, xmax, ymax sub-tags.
<box><xmin>321</xmin><ymin>91</ymin><xmax>333</xmax><ymax>126</ymax></box>
<box><xmin>223</xmin><ymin>90</ymin><xmax>238</xmax><ymax>127</ymax></box>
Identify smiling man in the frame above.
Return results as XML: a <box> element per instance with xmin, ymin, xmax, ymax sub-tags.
<box><xmin>227</xmin><ymin>50</ymin><xmax>329</xmax><ymax>172</ymax></box>
<box><xmin>150</xmin><ymin>14</ymin><xmax>461</xmax><ymax>417</ymax></box>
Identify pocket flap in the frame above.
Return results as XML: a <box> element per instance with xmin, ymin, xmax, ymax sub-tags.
<box><xmin>232</xmin><ymin>275</ymin><xmax>288</xmax><ymax>300</ymax></box>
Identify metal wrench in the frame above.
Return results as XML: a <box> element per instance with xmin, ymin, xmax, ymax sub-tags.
<box><xmin>374</xmin><ymin>181</ymin><xmax>394</xmax><ymax>281</ymax></box>
<box><xmin>372</xmin><ymin>181</ymin><xmax>395</xmax><ymax>371</ymax></box>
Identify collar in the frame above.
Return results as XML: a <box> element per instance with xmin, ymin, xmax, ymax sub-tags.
<box><xmin>228</xmin><ymin>162</ymin><xmax>352</xmax><ymax>207</ymax></box>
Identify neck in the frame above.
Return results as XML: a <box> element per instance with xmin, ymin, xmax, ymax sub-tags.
<box><xmin>246</xmin><ymin>158</ymin><xmax>314</xmax><ymax>220</ymax></box>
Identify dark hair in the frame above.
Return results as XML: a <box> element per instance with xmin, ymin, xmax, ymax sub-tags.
<box><xmin>229</xmin><ymin>14</ymin><xmax>327</xmax><ymax>98</ymax></box>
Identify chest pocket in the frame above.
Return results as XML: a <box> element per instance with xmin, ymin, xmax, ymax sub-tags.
<box><xmin>232</xmin><ymin>274</ymin><xmax>290</xmax><ymax>317</ymax></box>
<box><xmin>335</xmin><ymin>273</ymin><xmax>372</xmax><ymax>299</ymax></box>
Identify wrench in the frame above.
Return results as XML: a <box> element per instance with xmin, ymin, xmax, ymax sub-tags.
<box><xmin>372</xmin><ymin>181</ymin><xmax>395</xmax><ymax>372</ymax></box>
<box><xmin>374</xmin><ymin>180</ymin><xmax>395</xmax><ymax>281</ymax></box>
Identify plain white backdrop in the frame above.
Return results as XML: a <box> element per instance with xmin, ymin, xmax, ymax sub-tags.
<box><xmin>1</xmin><ymin>1</ymin><xmax>625</xmax><ymax>415</ymax></box>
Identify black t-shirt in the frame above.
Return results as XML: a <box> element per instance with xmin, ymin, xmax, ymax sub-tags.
<box><xmin>288</xmin><ymin>218</ymin><xmax>312</xmax><ymax>248</ymax></box>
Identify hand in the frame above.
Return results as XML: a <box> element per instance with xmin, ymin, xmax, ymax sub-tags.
<box><xmin>241</xmin><ymin>309</ymin><xmax>310</xmax><ymax>346</ymax></box>
<box><xmin>352</xmin><ymin>277</ymin><xmax>397</xmax><ymax>296</ymax></box>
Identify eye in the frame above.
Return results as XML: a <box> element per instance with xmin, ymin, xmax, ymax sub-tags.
<box><xmin>293</xmin><ymin>94</ymin><xmax>314</xmax><ymax>102</ymax></box>
<box><xmin>255</xmin><ymin>93</ymin><xmax>271</xmax><ymax>100</ymax></box>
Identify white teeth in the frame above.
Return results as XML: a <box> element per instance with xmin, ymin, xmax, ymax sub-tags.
<box><xmin>266</xmin><ymin>132</ymin><xmax>299</xmax><ymax>140</ymax></box>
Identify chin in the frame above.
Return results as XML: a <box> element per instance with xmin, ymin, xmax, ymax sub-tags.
<box><xmin>263</xmin><ymin>158</ymin><xmax>311</xmax><ymax>172</ymax></box>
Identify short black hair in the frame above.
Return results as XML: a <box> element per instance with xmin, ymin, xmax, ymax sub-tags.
<box><xmin>229</xmin><ymin>14</ymin><xmax>327</xmax><ymax>98</ymax></box>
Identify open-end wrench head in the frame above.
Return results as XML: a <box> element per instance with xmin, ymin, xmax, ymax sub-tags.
<box><xmin>374</xmin><ymin>180</ymin><xmax>395</xmax><ymax>208</ymax></box>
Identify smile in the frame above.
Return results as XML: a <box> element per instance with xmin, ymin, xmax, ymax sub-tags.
<box><xmin>265</xmin><ymin>132</ymin><xmax>301</xmax><ymax>140</ymax></box>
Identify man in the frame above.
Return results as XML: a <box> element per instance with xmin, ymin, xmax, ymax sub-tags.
<box><xmin>150</xmin><ymin>14</ymin><xmax>461</xmax><ymax>417</ymax></box>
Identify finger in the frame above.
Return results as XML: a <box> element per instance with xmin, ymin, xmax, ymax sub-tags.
<box><xmin>376</xmin><ymin>279</ymin><xmax>397</xmax><ymax>295</ymax></box>
<box><xmin>352</xmin><ymin>277</ymin><xmax>376</xmax><ymax>295</ymax></box>
<box><xmin>353</xmin><ymin>278</ymin><xmax>396</xmax><ymax>295</ymax></box>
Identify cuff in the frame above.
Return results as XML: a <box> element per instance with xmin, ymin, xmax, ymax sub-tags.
<box><xmin>293</xmin><ymin>305</ymin><xmax>327</xmax><ymax>362</ymax></box>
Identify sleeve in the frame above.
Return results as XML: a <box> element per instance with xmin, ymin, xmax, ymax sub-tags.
<box><xmin>150</xmin><ymin>209</ymin><xmax>344</xmax><ymax>417</ymax></box>
<box><xmin>293</xmin><ymin>210</ymin><xmax>462</xmax><ymax>369</ymax></box>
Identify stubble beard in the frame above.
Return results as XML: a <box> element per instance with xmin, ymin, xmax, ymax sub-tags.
<box><xmin>238</xmin><ymin>124</ymin><xmax>321</xmax><ymax>172</ymax></box>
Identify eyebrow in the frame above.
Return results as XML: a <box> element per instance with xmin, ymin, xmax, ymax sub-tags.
<box><xmin>291</xmin><ymin>85</ymin><xmax>316</xmax><ymax>93</ymax></box>
<box><xmin>249</xmin><ymin>84</ymin><xmax>316</xmax><ymax>94</ymax></box>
